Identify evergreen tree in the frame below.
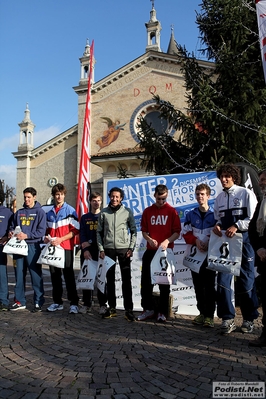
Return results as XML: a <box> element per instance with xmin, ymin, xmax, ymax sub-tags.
<box><xmin>137</xmin><ymin>0</ymin><xmax>266</xmax><ymax>174</ymax></box>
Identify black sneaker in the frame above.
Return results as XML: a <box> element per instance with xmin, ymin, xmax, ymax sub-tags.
<box><xmin>0</xmin><ymin>303</ymin><xmax>9</xmax><ymax>311</ymax></box>
<box><xmin>125</xmin><ymin>310</ymin><xmax>135</xmax><ymax>322</ymax></box>
<box><xmin>241</xmin><ymin>320</ymin><xmax>254</xmax><ymax>333</ymax></box>
<box><xmin>103</xmin><ymin>307</ymin><xmax>117</xmax><ymax>318</ymax></box>
<box><xmin>102</xmin><ymin>308</ymin><xmax>110</xmax><ymax>318</ymax></box>
<box><xmin>32</xmin><ymin>304</ymin><xmax>42</xmax><ymax>313</ymax></box>
<box><xmin>10</xmin><ymin>302</ymin><xmax>26</xmax><ymax>311</ymax></box>
<box><xmin>110</xmin><ymin>308</ymin><xmax>117</xmax><ymax>317</ymax></box>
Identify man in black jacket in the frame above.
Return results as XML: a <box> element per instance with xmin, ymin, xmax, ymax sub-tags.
<box><xmin>249</xmin><ymin>169</ymin><xmax>266</xmax><ymax>347</ymax></box>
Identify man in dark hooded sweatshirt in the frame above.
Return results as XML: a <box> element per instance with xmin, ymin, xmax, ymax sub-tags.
<box><xmin>10</xmin><ymin>187</ymin><xmax>46</xmax><ymax>312</ymax></box>
<box><xmin>0</xmin><ymin>190</ymin><xmax>13</xmax><ymax>311</ymax></box>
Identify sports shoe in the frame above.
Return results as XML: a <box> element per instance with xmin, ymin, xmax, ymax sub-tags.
<box><xmin>241</xmin><ymin>320</ymin><xmax>254</xmax><ymax>333</ymax></box>
<box><xmin>103</xmin><ymin>307</ymin><xmax>117</xmax><ymax>318</ymax></box>
<box><xmin>10</xmin><ymin>301</ymin><xmax>26</xmax><ymax>311</ymax></box>
<box><xmin>125</xmin><ymin>310</ymin><xmax>135</xmax><ymax>321</ymax></box>
<box><xmin>249</xmin><ymin>334</ymin><xmax>266</xmax><ymax>347</ymax></box>
<box><xmin>47</xmin><ymin>303</ymin><xmax>64</xmax><ymax>312</ymax></box>
<box><xmin>99</xmin><ymin>306</ymin><xmax>107</xmax><ymax>315</ymax></box>
<box><xmin>69</xmin><ymin>305</ymin><xmax>79</xmax><ymax>314</ymax></box>
<box><xmin>221</xmin><ymin>319</ymin><xmax>236</xmax><ymax>334</ymax></box>
<box><xmin>192</xmin><ymin>314</ymin><xmax>205</xmax><ymax>325</ymax></box>
<box><xmin>157</xmin><ymin>313</ymin><xmax>167</xmax><ymax>323</ymax></box>
<box><xmin>32</xmin><ymin>304</ymin><xmax>42</xmax><ymax>313</ymax></box>
<box><xmin>0</xmin><ymin>303</ymin><xmax>9</xmax><ymax>311</ymax></box>
<box><xmin>203</xmin><ymin>317</ymin><xmax>214</xmax><ymax>328</ymax></box>
<box><xmin>137</xmin><ymin>309</ymin><xmax>155</xmax><ymax>321</ymax></box>
<box><xmin>79</xmin><ymin>305</ymin><xmax>88</xmax><ymax>314</ymax></box>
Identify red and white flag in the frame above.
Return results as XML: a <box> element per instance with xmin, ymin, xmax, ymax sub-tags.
<box><xmin>256</xmin><ymin>0</ymin><xmax>266</xmax><ymax>82</ymax></box>
<box><xmin>76</xmin><ymin>40</ymin><xmax>94</xmax><ymax>219</ymax></box>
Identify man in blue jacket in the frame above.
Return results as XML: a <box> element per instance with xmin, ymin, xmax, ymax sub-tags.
<box><xmin>10</xmin><ymin>187</ymin><xmax>46</xmax><ymax>312</ymax></box>
<box><xmin>182</xmin><ymin>183</ymin><xmax>216</xmax><ymax>328</ymax></box>
<box><xmin>0</xmin><ymin>191</ymin><xmax>13</xmax><ymax>311</ymax></box>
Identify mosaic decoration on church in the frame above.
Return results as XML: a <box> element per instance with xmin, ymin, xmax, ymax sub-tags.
<box><xmin>96</xmin><ymin>117</ymin><xmax>126</xmax><ymax>151</ymax></box>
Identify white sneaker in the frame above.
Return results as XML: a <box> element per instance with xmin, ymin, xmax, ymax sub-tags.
<box><xmin>99</xmin><ymin>306</ymin><xmax>107</xmax><ymax>315</ymax></box>
<box><xmin>47</xmin><ymin>303</ymin><xmax>64</xmax><ymax>312</ymax></box>
<box><xmin>137</xmin><ymin>309</ymin><xmax>155</xmax><ymax>321</ymax></box>
<box><xmin>221</xmin><ymin>319</ymin><xmax>236</xmax><ymax>334</ymax></box>
<box><xmin>69</xmin><ymin>305</ymin><xmax>79</xmax><ymax>314</ymax></box>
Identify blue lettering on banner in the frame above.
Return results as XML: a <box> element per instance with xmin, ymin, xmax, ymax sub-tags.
<box><xmin>107</xmin><ymin>171</ymin><xmax>222</xmax><ymax>225</ymax></box>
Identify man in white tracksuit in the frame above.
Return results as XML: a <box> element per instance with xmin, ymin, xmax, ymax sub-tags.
<box><xmin>213</xmin><ymin>164</ymin><xmax>259</xmax><ymax>334</ymax></box>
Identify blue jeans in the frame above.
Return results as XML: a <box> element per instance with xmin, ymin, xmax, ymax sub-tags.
<box><xmin>13</xmin><ymin>243</ymin><xmax>45</xmax><ymax>307</ymax></box>
<box><xmin>0</xmin><ymin>246</ymin><xmax>9</xmax><ymax>306</ymax></box>
<box><xmin>217</xmin><ymin>232</ymin><xmax>259</xmax><ymax>321</ymax></box>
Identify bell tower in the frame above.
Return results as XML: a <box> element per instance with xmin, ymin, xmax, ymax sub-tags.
<box><xmin>145</xmin><ymin>0</ymin><xmax>161</xmax><ymax>52</ymax></box>
<box><xmin>79</xmin><ymin>38</ymin><xmax>95</xmax><ymax>86</ymax></box>
<box><xmin>13</xmin><ymin>104</ymin><xmax>35</xmax><ymax>203</ymax></box>
<box><xmin>18</xmin><ymin>103</ymin><xmax>35</xmax><ymax>151</ymax></box>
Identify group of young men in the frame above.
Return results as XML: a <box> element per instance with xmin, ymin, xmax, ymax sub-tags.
<box><xmin>183</xmin><ymin>164</ymin><xmax>265</xmax><ymax>348</ymax></box>
<box><xmin>0</xmin><ymin>184</ymin><xmax>80</xmax><ymax>314</ymax></box>
<box><xmin>0</xmin><ymin>164</ymin><xmax>265</xmax><ymax>347</ymax></box>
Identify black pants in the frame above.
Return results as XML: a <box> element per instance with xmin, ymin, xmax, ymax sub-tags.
<box><xmin>49</xmin><ymin>249</ymin><xmax>79</xmax><ymax>306</ymax></box>
<box><xmin>141</xmin><ymin>249</ymin><xmax>170</xmax><ymax>315</ymax></box>
<box><xmin>104</xmin><ymin>248</ymin><xmax>133</xmax><ymax>311</ymax></box>
<box><xmin>191</xmin><ymin>259</ymin><xmax>216</xmax><ymax>318</ymax></box>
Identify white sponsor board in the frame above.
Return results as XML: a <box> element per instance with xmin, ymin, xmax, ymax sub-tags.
<box><xmin>106</xmin><ymin>172</ymin><xmax>223</xmax><ymax>315</ymax></box>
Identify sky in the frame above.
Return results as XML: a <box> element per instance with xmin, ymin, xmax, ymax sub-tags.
<box><xmin>0</xmin><ymin>0</ymin><xmax>203</xmax><ymax>193</ymax></box>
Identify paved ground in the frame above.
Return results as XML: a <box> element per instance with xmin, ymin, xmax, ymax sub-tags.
<box><xmin>0</xmin><ymin>262</ymin><xmax>265</xmax><ymax>399</ymax></box>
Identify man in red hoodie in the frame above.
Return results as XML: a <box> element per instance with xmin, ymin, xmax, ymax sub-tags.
<box><xmin>137</xmin><ymin>184</ymin><xmax>181</xmax><ymax>322</ymax></box>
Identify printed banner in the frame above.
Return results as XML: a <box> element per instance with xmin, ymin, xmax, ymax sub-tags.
<box><xmin>96</xmin><ymin>255</ymin><xmax>116</xmax><ymax>293</ymax></box>
<box><xmin>76</xmin><ymin>40</ymin><xmax>94</xmax><ymax>219</ymax></box>
<box><xmin>207</xmin><ymin>231</ymin><xmax>243</xmax><ymax>276</ymax></box>
<box><xmin>150</xmin><ymin>248</ymin><xmax>176</xmax><ymax>285</ymax></box>
<box><xmin>256</xmin><ymin>0</ymin><xmax>266</xmax><ymax>82</ymax></box>
<box><xmin>107</xmin><ymin>171</ymin><xmax>223</xmax><ymax>314</ymax></box>
<box><xmin>76</xmin><ymin>259</ymin><xmax>98</xmax><ymax>290</ymax></box>
<box><xmin>183</xmin><ymin>244</ymin><xmax>207</xmax><ymax>273</ymax></box>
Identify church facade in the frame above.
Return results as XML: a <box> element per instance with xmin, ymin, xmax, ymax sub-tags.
<box><xmin>13</xmin><ymin>4</ymin><xmax>213</xmax><ymax>207</ymax></box>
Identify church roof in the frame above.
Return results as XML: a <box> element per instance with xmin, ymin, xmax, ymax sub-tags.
<box><xmin>167</xmin><ymin>27</ymin><xmax>179</xmax><ymax>55</ymax></box>
<box><xmin>91</xmin><ymin>146</ymin><xmax>144</xmax><ymax>160</ymax></box>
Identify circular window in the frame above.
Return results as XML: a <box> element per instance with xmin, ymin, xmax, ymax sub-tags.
<box><xmin>130</xmin><ymin>100</ymin><xmax>175</xmax><ymax>143</ymax></box>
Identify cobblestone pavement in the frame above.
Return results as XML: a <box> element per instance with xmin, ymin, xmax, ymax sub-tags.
<box><xmin>0</xmin><ymin>263</ymin><xmax>265</xmax><ymax>399</ymax></box>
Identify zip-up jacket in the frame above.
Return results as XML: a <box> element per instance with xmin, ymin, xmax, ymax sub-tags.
<box><xmin>11</xmin><ymin>201</ymin><xmax>46</xmax><ymax>244</ymax></box>
<box><xmin>97</xmin><ymin>204</ymin><xmax>136</xmax><ymax>251</ymax></box>
<box><xmin>46</xmin><ymin>202</ymin><xmax>79</xmax><ymax>250</ymax></box>
<box><xmin>182</xmin><ymin>207</ymin><xmax>215</xmax><ymax>245</ymax></box>
<box><xmin>214</xmin><ymin>184</ymin><xmax>257</xmax><ymax>231</ymax></box>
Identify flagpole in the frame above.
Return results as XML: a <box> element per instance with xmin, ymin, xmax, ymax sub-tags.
<box><xmin>256</xmin><ymin>0</ymin><xmax>266</xmax><ymax>82</ymax></box>
<box><xmin>76</xmin><ymin>40</ymin><xmax>94</xmax><ymax>220</ymax></box>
